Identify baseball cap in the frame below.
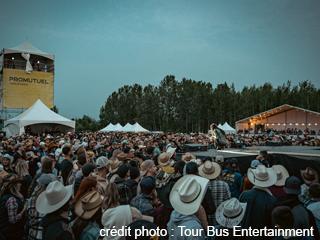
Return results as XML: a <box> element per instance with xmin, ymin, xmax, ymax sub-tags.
<box><xmin>10</xmin><ymin>141</ymin><xmax>16</xmax><ymax>145</ymax></box>
<box><xmin>82</xmin><ymin>163</ymin><xmax>97</xmax><ymax>177</ymax></box>
<box><xmin>140</xmin><ymin>160</ymin><xmax>154</xmax><ymax>177</ymax></box>
<box><xmin>15</xmin><ymin>143</ymin><xmax>24</xmax><ymax>150</ymax></box>
<box><xmin>40</xmin><ymin>142</ymin><xmax>46</xmax><ymax>146</ymax></box>
<box><xmin>285</xmin><ymin>176</ymin><xmax>301</xmax><ymax>195</ymax></box>
<box><xmin>140</xmin><ymin>176</ymin><xmax>156</xmax><ymax>194</ymax></box>
<box><xmin>215</xmin><ymin>155</ymin><xmax>224</xmax><ymax>163</ymax></box>
<box><xmin>96</xmin><ymin>157</ymin><xmax>109</xmax><ymax>169</ymax></box>
<box><xmin>37</xmin><ymin>174</ymin><xmax>54</xmax><ymax>187</ymax></box>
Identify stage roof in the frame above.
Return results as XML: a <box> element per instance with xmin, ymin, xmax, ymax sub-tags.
<box><xmin>236</xmin><ymin>104</ymin><xmax>320</xmax><ymax>123</ymax></box>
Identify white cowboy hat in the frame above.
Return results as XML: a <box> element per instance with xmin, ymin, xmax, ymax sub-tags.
<box><xmin>36</xmin><ymin>181</ymin><xmax>73</xmax><ymax>214</ymax></box>
<box><xmin>216</xmin><ymin>198</ymin><xmax>247</xmax><ymax>228</ymax></box>
<box><xmin>170</xmin><ymin>175</ymin><xmax>209</xmax><ymax>215</ymax></box>
<box><xmin>166</xmin><ymin>147</ymin><xmax>176</xmax><ymax>158</ymax></box>
<box><xmin>272</xmin><ymin>165</ymin><xmax>289</xmax><ymax>186</ymax></box>
<box><xmin>198</xmin><ymin>160</ymin><xmax>221</xmax><ymax>180</ymax></box>
<box><xmin>247</xmin><ymin>165</ymin><xmax>277</xmax><ymax>188</ymax></box>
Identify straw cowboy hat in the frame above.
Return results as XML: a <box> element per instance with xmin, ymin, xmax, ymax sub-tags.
<box><xmin>72</xmin><ymin>143</ymin><xmax>82</xmax><ymax>152</ymax></box>
<box><xmin>158</xmin><ymin>153</ymin><xmax>171</xmax><ymax>166</ymax></box>
<box><xmin>181</xmin><ymin>152</ymin><xmax>196</xmax><ymax>163</ymax></box>
<box><xmin>247</xmin><ymin>165</ymin><xmax>277</xmax><ymax>188</ymax></box>
<box><xmin>74</xmin><ymin>191</ymin><xmax>103</xmax><ymax>220</ymax></box>
<box><xmin>47</xmin><ymin>143</ymin><xmax>58</xmax><ymax>150</ymax></box>
<box><xmin>109</xmin><ymin>158</ymin><xmax>123</xmax><ymax>174</ymax></box>
<box><xmin>199</xmin><ymin>160</ymin><xmax>221</xmax><ymax>180</ymax></box>
<box><xmin>109</xmin><ymin>149</ymin><xmax>123</xmax><ymax>161</ymax></box>
<box><xmin>170</xmin><ymin>175</ymin><xmax>209</xmax><ymax>215</ymax></box>
<box><xmin>36</xmin><ymin>181</ymin><xmax>73</xmax><ymax>214</ymax></box>
<box><xmin>272</xmin><ymin>165</ymin><xmax>289</xmax><ymax>186</ymax></box>
<box><xmin>300</xmin><ymin>167</ymin><xmax>319</xmax><ymax>185</ymax></box>
<box><xmin>216</xmin><ymin>198</ymin><xmax>247</xmax><ymax>228</ymax></box>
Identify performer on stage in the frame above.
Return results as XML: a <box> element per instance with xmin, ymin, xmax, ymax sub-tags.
<box><xmin>210</xmin><ymin>123</ymin><xmax>227</xmax><ymax>150</ymax></box>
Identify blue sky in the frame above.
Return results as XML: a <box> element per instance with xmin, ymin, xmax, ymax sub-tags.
<box><xmin>1</xmin><ymin>0</ymin><xmax>319</xmax><ymax>119</ymax></box>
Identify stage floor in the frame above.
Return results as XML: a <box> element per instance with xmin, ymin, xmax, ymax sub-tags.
<box><xmin>176</xmin><ymin>146</ymin><xmax>320</xmax><ymax>160</ymax></box>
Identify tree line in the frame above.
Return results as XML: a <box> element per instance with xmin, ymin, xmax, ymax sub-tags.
<box><xmin>77</xmin><ymin>76</ymin><xmax>320</xmax><ymax>132</ymax></box>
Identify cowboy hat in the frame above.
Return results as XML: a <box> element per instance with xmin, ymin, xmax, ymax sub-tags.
<box><xmin>216</xmin><ymin>198</ymin><xmax>247</xmax><ymax>228</ymax></box>
<box><xmin>47</xmin><ymin>143</ymin><xmax>58</xmax><ymax>150</ymax></box>
<box><xmin>181</xmin><ymin>152</ymin><xmax>196</xmax><ymax>163</ymax></box>
<box><xmin>36</xmin><ymin>181</ymin><xmax>73</xmax><ymax>214</ymax></box>
<box><xmin>166</xmin><ymin>147</ymin><xmax>176</xmax><ymax>158</ymax></box>
<box><xmin>300</xmin><ymin>167</ymin><xmax>319</xmax><ymax>185</ymax></box>
<box><xmin>117</xmin><ymin>153</ymin><xmax>131</xmax><ymax>162</ymax></box>
<box><xmin>247</xmin><ymin>165</ymin><xmax>277</xmax><ymax>188</ymax></box>
<box><xmin>199</xmin><ymin>160</ymin><xmax>221</xmax><ymax>180</ymax></box>
<box><xmin>158</xmin><ymin>182</ymin><xmax>175</xmax><ymax>209</ymax></box>
<box><xmin>109</xmin><ymin>159</ymin><xmax>122</xmax><ymax>174</ymax></box>
<box><xmin>109</xmin><ymin>149</ymin><xmax>123</xmax><ymax>161</ymax></box>
<box><xmin>158</xmin><ymin>153</ymin><xmax>171</xmax><ymax>166</ymax></box>
<box><xmin>72</xmin><ymin>143</ymin><xmax>82</xmax><ymax>152</ymax></box>
<box><xmin>170</xmin><ymin>175</ymin><xmax>209</xmax><ymax>215</ymax></box>
<box><xmin>272</xmin><ymin>165</ymin><xmax>289</xmax><ymax>186</ymax></box>
<box><xmin>74</xmin><ymin>191</ymin><xmax>103</xmax><ymax>220</ymax></box>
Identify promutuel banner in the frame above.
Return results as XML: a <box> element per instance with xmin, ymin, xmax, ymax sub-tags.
<box><xmin>2</xmin><ymin>68</ymin><xmax>54</xmax><ymax>108</ymax></box>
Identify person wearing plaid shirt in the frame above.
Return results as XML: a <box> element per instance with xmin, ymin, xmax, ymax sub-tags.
<box><xmin>207</xmin><ymin>178</ymin><xmax>231</xmax><ymax>226</ymax></box>
<box><xmin>0</xmin><ymin>174</ymin><xmax>26</xmax><ymax>240</ymax></box>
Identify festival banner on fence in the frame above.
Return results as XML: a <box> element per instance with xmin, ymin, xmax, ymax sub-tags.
<box><xmin>2</xmin><ymin>68</ymin><xmax>54</xmax><ymax>109</ymax></box>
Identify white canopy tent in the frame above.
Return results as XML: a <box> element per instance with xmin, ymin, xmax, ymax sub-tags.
<box><xmin>2</xmin><ymin>41</ymin><xmax>54</xmax><ymax>60</ymax></box>
<box><xmin>221</xmin><ymin>122</ymin><xmax>236</xmax><ymax>133</ymax></box>
<box><xmin>114</xmin><ymin>123</ymin><xmax>123</xmax><ymax>131</ymax></box>
<box><xmin>4</xmin><ymin>99</ymin><xmax>75</xmax><ymax>136</ymax></box>
<box><xmin>119</xmin><ymin>122</ymin><xmax>149</xmax><ymax>132</ymax></box>
<box><xmin>100</xmin><ymin>123</ymin><xmax>115</xmax><ymax>132</ymax></box>
<box><xmin>120</xmin><ymin>123</ymin><xmax>134</xmax><ymax>132</ymax></box>
<box><xmin>217</xmin><ymin>124</ymin><xmax>223</xmax><ymax>128</ymax></box>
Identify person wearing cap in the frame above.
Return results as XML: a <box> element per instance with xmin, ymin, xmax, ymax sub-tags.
<box><xmin>130</xmin><ymin>176</ymin><xmax>157</xmax><ymax>216</ymax></box>
<box><xmin>94</xmin><ymin>156</ymin><xmax>109</xmax><ymax>196</ymax></box>
<box><xmin>72</xmin><ymin>191</ymin><xmax>103</xmax><ymax>240</ymax></box>
<box><xmin>136</xmin><ymin>159</ymin><xmax>158</xmax><ymax>195</ymax></box>
<box><xmin>0</xmin><ymin>174</ymin><xmax>26</xmax><ymax>240</ymax></box>
<box><xmin>158</xmin><ymin>152</ymin><xmax>174</xmax><ymax>174</ymax></box>
<box><xmin>74</xmin><ymin>163</ymin><xmax>97</xmax><ymax>197</ymax></box>
<box><xmin>36</xmin><ymin>181</ymin><xmax>75</xmax><ymax>240</ymax></box>
<box><xmin>153</xmin><ymin>140</ymin><xmax>161</xmax><ymax>156</ymax></box>
<box><xmin>199</xmin><ymin>160</ymin><xmax>230</xmax><ymax>226</ymax></box>
<box><xmin>239</xmin><ymin>165</ymin><xmax>277</xmax><ymax>237</ymax></box>
<box><xmin>26</xmin><ymin>174</ymin><xmax>55</xmax><ymax>240</ymax></box>
<box><xmin>114</xmin><ymin>164</ymin><xmax>132</xmax><ymax>205</ymax></box>
<box><xmin>222</xmin><ymin>158</ymin><xmax>242</xmax><ymax>199</ymax></box>
<box><xmin>5</xmin><ymin>141</ymin><xmax>16</xmax><ymax>156</ymax></box>
<box><xmin>272</xmin><ymin>206</ymin><xmax>315</xmax><ymax>240</ymax></box>
<box><xmin>167</xmin><ymin>175</ymin><xmax>208</xmax><ymax>240</ymax></box>
<box><xmin>1</xmin><ymin>154</ymin><xmax>15</xmax><ymax>174</ymax></box>
<box><xmin>267</xmin><ymin>165</ymin><xmax>289</xmax><ymax>197</ymax></box>
<box><xmin>300</xmin><ymin>167</ymin><xmax>319</xmax><ymax>203</ymax></box>
<box><xmin>213</xmin><ymin>198</ymin><xmax>247</xmax><ymax>240</ymax></box>
<box><xmin>305</xmin><ymin>183</ymin><xmax>320</xmax><ymax>233</ymax></box>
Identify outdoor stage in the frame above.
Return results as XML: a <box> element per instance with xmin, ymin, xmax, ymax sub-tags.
<box><xmin>176</xmin><ymin>146</ymin><xmax>320</xmax><ymax>180</ymax></box>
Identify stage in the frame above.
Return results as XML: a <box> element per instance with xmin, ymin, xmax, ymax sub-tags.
<box><xmin>176</xmin><ymin>146</ymin><xmax>320</xmax><ymax>180</ymax></box>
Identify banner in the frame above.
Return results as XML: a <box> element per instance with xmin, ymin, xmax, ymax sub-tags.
<box><xmin>2</xmin><ymin>68</ymin><xmax>54</xmax><ymax>108</ymax></box>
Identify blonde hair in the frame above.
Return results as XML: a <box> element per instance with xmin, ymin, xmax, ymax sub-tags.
<box><xmin>15</xmin><ymin>160</ymin><xmax>29</xmax><ymax>177</ymax></box>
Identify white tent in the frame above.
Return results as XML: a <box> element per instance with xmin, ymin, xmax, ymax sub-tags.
<box><xmin>114</xmin><ymin>123</ymin><xmax>123</xmax><ymax>131</ymax></box>
<box><xmin>99</xmin><ymin>123</ymin><xmax>115</xmax><ymax>132</ymax></box>
<box><xmin>4</xmin><ymin>99</ymin><xmax>75</xmax><ymax>136</ymax></box>
<box><xmin>120</xmin><ymin>123</ymin><xmax>134</xmax><ymax>132</ymax></box>
<box><xmin>221</xmin><ymin>122</ymin><xmax>236</xmax><ymax>133</ymax></box>
<box><xmin>2</xmin><ymin>41</ymin><xmax>54</xmax><ymax>60</ymax></box>
<box><xmin>217</xmin><ymin>124</ymin><xmax>223</xmax><ymax>128</ymax></box>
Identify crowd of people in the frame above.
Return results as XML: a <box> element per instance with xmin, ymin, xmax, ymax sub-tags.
<box><xmin>0</xmin><ymin>131</ymin><xmax>319</xmax><ymax>240</ymax></box>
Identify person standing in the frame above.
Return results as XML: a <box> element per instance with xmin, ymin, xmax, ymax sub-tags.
<box><xmin>15</xmin><ymin>160</ymin><xmax>32</xmax><ymax>199</ymax></box>
<box><xmin>61</xmin><ymin>146</ymin><xmax>74</xmax><ymax>186</ymax></box>
<box><xmin>36</xmin><ymin>181</ymin><xmax>75</xmax><ymax>240</ymax></box>
<box><xmin>0</xmin><ymin>174</ymin><xmax>26</xmax><ymax>240</ymax></box>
